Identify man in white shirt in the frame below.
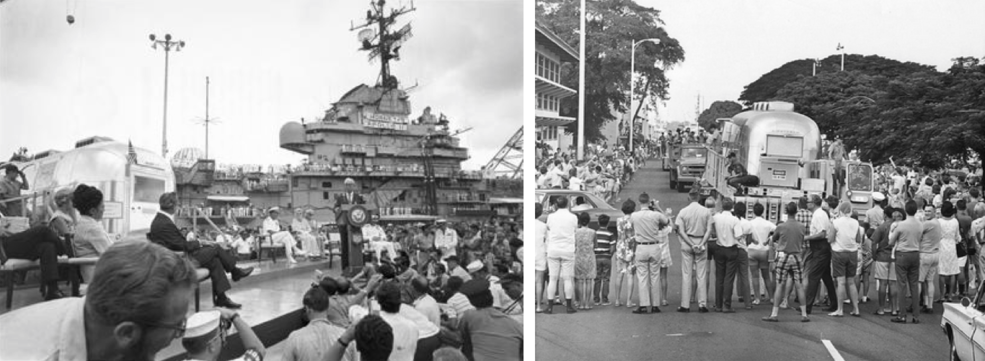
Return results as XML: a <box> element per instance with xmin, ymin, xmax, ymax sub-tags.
<box><xmin>535</xmin><ymin>203</ymin><xmax>549</xmax><ymax>312</ymax></box>
<box><xmin>867</xmin><ymin>192</ymin><xmax>887</xmax><ymax>228</ymax></box>
<box><xmin>434</xmin><ymin>219</ymin><xmax>459</xmax><ymax>262</ymax></box>
<box><xmin>829</xmin><ymin>202</ymin><xmax>861</xmax><ymax>317</ymax></box>
<box><xmin>374</xmin><ymin>283</ymin><xmax>420</xmax><ymax>361</ymax></box>
<box><xmin>263</xmin><ymin>207</ymin><xmax>304</xmax><ymax>263</ymax></box>
<box><xmin>549</xmin><ymin>161</ymin><xmax>567</xmax><ymax>189</ymax></box>
<box><xmin>747</xmin><ymin>203</ymin><xmax>777</xmax><ymax>305</ymax></box>
<box><xmin>544</xmin><ymin>196</ymin><xmax>577</xmax><ymax>314</ymax></box>
<box><xmin>410</xmin><ymin>277</ymin><xmax>442</xmax><ymax>327</ymax></box>
<box><xmin>674</xmin><ymin>190</ymin><xmax>711</xmax><ymax>313</ymax></box>
<box><xmin>804</xmin><ymin>195</ymin><xmax>838</xmax><ymax>315</ymax></box>
<box><xmin>704</xmin><ymin>197</ymin><xmax>741</xmax><ymax>312</ymax></box>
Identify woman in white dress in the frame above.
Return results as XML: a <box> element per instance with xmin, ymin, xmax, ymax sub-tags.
<box><xmin>938</xmin><ymin>201</ymin><xmax>964</xmax><ymax>302</ymax></box>
<box><xmin>292</xmin><ymin>208</ymin><xmax>323</xmax><ymax>258</ymax></box>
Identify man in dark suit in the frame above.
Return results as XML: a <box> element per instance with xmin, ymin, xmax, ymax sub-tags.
<box><xmin>147</xmin><ymin>192</ymin><xmax>253</xmax><ymax>308</ymax></box>
<box><xmin>334</xmin><ymin>177</ymin><xmax>365</xmax><ymax>270</ymax></box>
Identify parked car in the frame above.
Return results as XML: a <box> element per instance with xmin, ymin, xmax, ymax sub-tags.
<box><xmin>535</xmin><ymin>189</ymin><xmax>622</xmax><ymax>232</ymax></box>
<box><xmin>941</xmin><ymin>284</ymin><xmax>985</xmax><ymax>361</ymax></box>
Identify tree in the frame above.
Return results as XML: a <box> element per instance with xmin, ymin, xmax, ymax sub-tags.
<box><xmin>696</xmin><ymin>100</ymin><xmax>742</xmax><ymax>130</ymax></box>
<box><xmin>770</xmin><ymin>56</ymin><xmax>985</xmax><ymax>170</ymax></box>
<box><xmin>739</xmin><ymin>54</ymin><xmax>935</xmax><ymax>106</ymax></box>
<box><xmin>536</xmin><ymin>0</ymin><xmax>685</xmax><ymax>144</ymax></box>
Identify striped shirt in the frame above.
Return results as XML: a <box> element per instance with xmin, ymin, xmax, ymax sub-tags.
<box><xmin>595</xmin><ymin>229</ymin><xmax>613</xmax><ymax>258</ymax></box>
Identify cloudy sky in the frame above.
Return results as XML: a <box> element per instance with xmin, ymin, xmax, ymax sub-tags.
<box><xmin>642</xmin><ymin>0</ymin><xmax>985</xmax><ymax>126</ymax></box>
<box><xmin>0</xmin><ymin>0</ymin><xmax>522</xmax><ymax>170</ymax></box>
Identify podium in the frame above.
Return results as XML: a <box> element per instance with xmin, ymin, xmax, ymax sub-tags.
<box><xmin>341</xmin><ymin>204</ymin><xmax>371</xmax><ymax>273</ymax></box>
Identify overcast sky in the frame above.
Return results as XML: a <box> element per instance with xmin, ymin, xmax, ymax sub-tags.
<box><xmin>645</xmin><ymin>0</ymin><xmax>985</xmax><ymax>126</ymax></box>
<box><xmin>0</xmin><ymin>0</ymin><xmax>522</xmax><ymax>170</ymax></box>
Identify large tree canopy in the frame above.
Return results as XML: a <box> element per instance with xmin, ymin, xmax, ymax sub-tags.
<box><xmin>772</xmin><ymin>56</ymin><xmax>985</xmax><ymax>169</ymax></box>
<box><xmin>696</xmin><ymin>100</ymin><xmax>742</xmax><ymax>131</ymax></box>
<box><xmin>739</xmin><ymin>54</ymin><xmax>935</xmax><ymax>105</ymax></box>
<box><xmin>536</xmin><ymin>0</ymin><xmax>685</xmax><ymax>143</ymax></box>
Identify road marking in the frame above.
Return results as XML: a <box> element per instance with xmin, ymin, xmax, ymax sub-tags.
<box><xmin>666</xmin><ymin>333</ymin><xmax>685</xmax><ymax>337</ymax></box>
<box><xmin>821</xmin><ymin>339</ymin><xmax>845</xmax><ymax>361</ymax></box>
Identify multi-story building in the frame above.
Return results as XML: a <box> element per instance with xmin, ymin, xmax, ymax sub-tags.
<box><xmin>535</xmin><ymin>22</ymin><xmax>579</xmax><ymax>155</ymax></box>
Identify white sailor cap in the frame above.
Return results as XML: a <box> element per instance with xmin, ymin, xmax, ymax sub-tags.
<box><xmin>872</xmin><ymin>192</ymin><xmax>886</xmax><ymax>202</ymax></box>
<box><xmin>467</xmin><ymin>260</ymin><xmax>484</xmax><ymax>273</ymax></box>
<box><xmin>268</xmin><ymin>207</ymin><xmax>280</xmax><ymax>213</ymax></box>
<box><xmin>344</xmin><ymin>177</ymin><xmax>356</xmax><ymax>185</ymax></box>
<box><xmin>436</xmin><ymin>219</ymin><xmax>447</xmax><ymax>224</ymax></box>
<box><xmin>183</xmin><ymin>310</ymin><xmax>220</xmax><ymax>339</ymax></box>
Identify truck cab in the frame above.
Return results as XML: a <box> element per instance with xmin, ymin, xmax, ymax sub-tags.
<box><xmin>670</xmin><ymin>144</ymin><xmax>707</xmax><ymax>192</ymax></box>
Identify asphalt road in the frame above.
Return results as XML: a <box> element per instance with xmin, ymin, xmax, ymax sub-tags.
<box><xmin>535</xmin><ymin>158</ymin><xmax>949</xmax><ymax>361</ymax></box>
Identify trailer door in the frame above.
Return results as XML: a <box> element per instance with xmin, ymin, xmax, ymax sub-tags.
<box><xmin>130</xmin><ymin>170</ymin><xmax>166</xmax><ymax>232</ymax></box>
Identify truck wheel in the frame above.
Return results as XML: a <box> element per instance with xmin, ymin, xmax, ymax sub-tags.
<box><xmin>669</xmin><ymin>172</ymin><xmax>677</xmax><ymax>189</ymax></box>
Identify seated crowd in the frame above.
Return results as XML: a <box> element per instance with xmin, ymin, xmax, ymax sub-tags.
<box><xmin>0</xmin><ymin>174</ymin><xmax>523</xmax><ymax>361</ymax></box>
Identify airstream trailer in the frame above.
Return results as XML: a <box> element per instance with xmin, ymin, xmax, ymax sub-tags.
<box><xmin>701</xmin><ymin>101</ymin><xmax>874</xmax><ymax>222</ymax></box>
<box><xmin>5</xmin><ymin>137</ymin><xmax>176</xmax><ymax>236</ymax></box>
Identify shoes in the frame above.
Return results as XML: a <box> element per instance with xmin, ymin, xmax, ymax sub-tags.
<box><xmin>920</xmin><ymin>307</ymin><xmax>933</xmax><ymax>314</ymax></box>
<box><xmin>232</xmin><ymin>267</ymin><xmax>254</xmax><ymax>282</ymax></box>
<box><xmin>753</xmin><ymin>299</ymin><xmax>760</xmax><ymax>305</ymax></box>
<box><xmin>762</xmin><ymin>316</ymin><xmax>778</xmax><ymax>322</ymax></box>
<box><xmin>890</xmin><ymin>316</ymin><xmax>907</xmax><ymax>323</ymax></box>
<box><xmin>214</xmin><ymin>295</ymin><xmax>242</xmax><ymax>309</ymax></box>
<box><xmin>44</xmin><ymin>289</ymin><xmax>65</xmax><ymax>301</ymax></box>
<box><xmin>911</xmin><ymin>318</ymin><xmax>920</xmax><ymax>324</ymax></box>
<box><xmin>602</xmin><ymin>298</ymin><xmax>611</xmax><ymax>306</ymax></box>
<box><xmin>828</xmin><ymin>312</ymin><xmax>844</xmax><ymax>317</ymax></box>
<box><xmin>850</xmin><ymin>312</ymin><xmax>861</xmax><ymax>317</ymax></box>
<box><xmin>677</xmin><ymin>307</ymin><xmax>690</xmax><ymax>313</ymax></box>
<box><xmin>544</xmin><ymin>303</ymin><xmax>554</xmax><ymax>314</ymax></box>
<box><xmin>779</xmin><ymin>300</ymin><xmax>788</xmax><ymax>309</ymax></box>
<box><xmin>661</xmin><ymin>300</ymin><xmax>669</xmax><ymax>306</ymax></box>
<box><xmin>566</xmin><ymin>300</ymin><xmax>577</xmax><ymax>314</ymax></box>
<box><xmin>801</xmin><ymin>316</ymin><xmax>810</xmax><ymax>323</ymax></box>
<box><xmin>632</xmin><ymin>307</ymin><xmax>649</xmax><ymax>314</ymax></box>
<box><xmin>698</xmin><ymin>306</ymin><xmax>709</xmax><ymax>313</ymax></box>
<box><xmin>650</xmin><ymin>306</ymin><xmax>661</xmax><ymax>313</ymax></box>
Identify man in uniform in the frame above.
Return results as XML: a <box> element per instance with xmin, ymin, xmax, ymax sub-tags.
<box><xmin>181</xmin><ymin>308</ymin><xmax>266</xmax><ymax>361</ymax></box>
<box><xmin>675</xmin><ymin>189</ymin><xmax>711</xmax><ymax>313</ymax></box>
<box><xmin>334</xmin><ymin>177</ymin><xmax>365</xmax><ymax>270</ymax></box>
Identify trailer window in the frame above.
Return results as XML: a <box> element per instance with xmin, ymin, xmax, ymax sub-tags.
<box><xmin>847</xmin><ymin>164</ymin><xmax>873</xmax><ymax>192</ymax></box>
<box><xmin>134</xmin><ymin>176</ymin><xmax>165</xmax><ymax>203</ymax></box>
<box><xmin>766</xmin><ymin>135</ymin><xmax>803</xmax><ymax>158</ymax></box>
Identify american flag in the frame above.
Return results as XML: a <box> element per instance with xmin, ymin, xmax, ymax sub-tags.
<box><xmin>127</xmin><ymin>140</ymin><xmax>138</xmax><ymax>165</ymax></box>
<box><xmin>836</xmin><ymin>43</ymin><xmax>844</xmax><ymax>51</ymax></box>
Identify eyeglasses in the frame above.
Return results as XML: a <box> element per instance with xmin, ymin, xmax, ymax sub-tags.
<box><xmin>140</xmin><ymin>318</ymin><xmax>187</xmax><ymax>340</ymax></box>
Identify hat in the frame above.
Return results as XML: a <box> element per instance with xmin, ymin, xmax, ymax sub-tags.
<box><xmin>183</xmin><ymin>310</ymin><xmax>220</xmax><ymax>339</ymax></box>
<box><xmin>269</xmin><ymin>207</ymin><xmax>280</xmax><ymax>213</ymax></box>
<box><xmin>466</xmin><ymin>260</ymin><xmax>484</xmax><ymax>273</ymax></box>
<box><xmin>344</xmin><ymin>177</ymin><xmax>356</xmax><ymax>185</ymax></box>
<box><xmin>872</xmin><ymin>192</ymin><xmax>886</xmax><ymax>202</ymax></box>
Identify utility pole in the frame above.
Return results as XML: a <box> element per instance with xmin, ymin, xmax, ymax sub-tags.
<box><xmin>577</xmin><ymin>0</ymin><xmax>586</xmax><ymax>160</ymax></box>
<box><xmin>149</xmin><ymin>33</ymin><xmax>186</xmax><ymax>158</ymax></box>
<box><xmin>837</xmin><ymin>43</ymin><xmax>845</xmax><ymax>71</ymax></box>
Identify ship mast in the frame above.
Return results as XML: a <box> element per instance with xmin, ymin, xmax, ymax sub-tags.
<box><xmin>351</xmin><ymin>0</ymin><xmax>416</xmax><ymax>90</ymax></box>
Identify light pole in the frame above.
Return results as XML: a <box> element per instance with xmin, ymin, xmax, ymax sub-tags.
<box><xmin>629</xmin><ymin>38</ymin><xmax>660</xmax><ymax>152</ymax></box>
<box><xmin>149</xmin><ymin>33</ymin><xmax>186</xmax><ymax>158</ymax></box>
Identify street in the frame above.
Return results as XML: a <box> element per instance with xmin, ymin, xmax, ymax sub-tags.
<box><xmin>535</xmin><ymin>158</ymin><xmax>949</xmax><ymax>361</ymax></box>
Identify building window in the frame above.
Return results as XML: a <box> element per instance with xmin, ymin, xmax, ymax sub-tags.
<box><xmin>536</xmin><ymin>52</ymin><xmax>562</xmax><ymax>83</ymax></box>
<box><xmin>291</xmin><ymin>177</ymin><xmax>299</xmax><ymax>188</ymax></box>
<box><xmin>323</xmin><ymin>191</ymin><xmax>329</xmax><ymax>200</ymax></box>
<box><xmin>322</xmin><ymin>181</ymin><xmax>333</xmax><ymax>188</ymax></box>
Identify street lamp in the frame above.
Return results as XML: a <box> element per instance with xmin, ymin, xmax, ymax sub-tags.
<box><xmin>629</xmin><ymin>38</ymin><xmax>660</xmax><ymax>152</ymax></box>
<box><xmin>149</xmin><ymin>33</ymin><xmax>186</xmax><ymax>158</ymax></box>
